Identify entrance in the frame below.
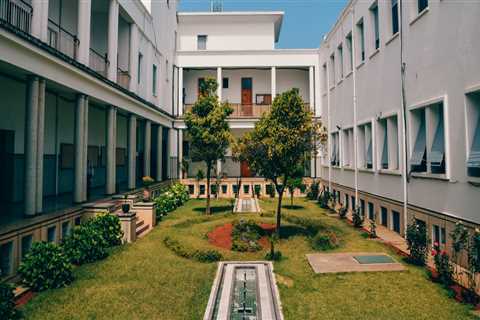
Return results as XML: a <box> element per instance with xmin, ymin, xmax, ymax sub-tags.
<box><xmin>0</xmin><ymin>130</ymin><xmax>14</xmax><ymax>202</ymax></box>
<box><xmin>240</xmin><ymin>160</ymin><xmax>251</xmax><ymax>177</ymax></box>
<box><xmin>241</xmin><ymin>78</ymin><xmax>252</xmax><ymax>116</ymax></box>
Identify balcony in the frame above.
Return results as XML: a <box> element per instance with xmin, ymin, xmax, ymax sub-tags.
<box><xmin>184</xmin><ymin>103</ymin><xmax>311</xmax><ymax>118</ymax></box>
<box><xmin>47</xmin><ymin>19</ymin><xmax>78</xmax><ymax>59</ymax></box>
<box><xmin>117</xmin><ymin>67</ymin><xmax>130</xmax><ymax>90</ymax></box>
<box><xmin>89</xmin><ymin>48</ymin><xmax>109</xmax><ymax>77</ymax></box>
<box><xmin>0</xmin><ymin>0</ymin><xmax>32</xmax><ymax>33</ymax></box>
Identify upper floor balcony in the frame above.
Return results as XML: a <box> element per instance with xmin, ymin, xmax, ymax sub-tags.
<box><xmin>0</xmin><ymin>0</ymin><xmax>32</xmax><ymax>33</ymax></box>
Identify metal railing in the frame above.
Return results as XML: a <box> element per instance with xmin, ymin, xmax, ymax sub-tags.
<box><xmin>184</xmin><ymin>103</ymin><xmax>311</xmax><ymax>118</ymax></box>
<box><xmin>47</xmin><ymin>19</ymin><xmax>78</xmax><ymax>59</ymax></box>
<box><xmin>117</xmin><ymin>67</ymin><xmax>130</xmax><ymax>90</ymax></box>
<box><xmin>89</xmin><ymin>48</ymin><xmax>109</xmax><ymax>77</ymax></box>
<box><xmin>0</xmin><ymin>0</ymin><xmax>32</xmax><ymax>33</ymax></box>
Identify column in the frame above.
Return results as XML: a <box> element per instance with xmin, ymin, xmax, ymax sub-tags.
<box><xmin>165</xmin><ymin>128</ymin><xmax>171</xmax><ymax>179</ymax></box>
<box><xmin>309</xmin><ymin>66</ymin><xmax>315</xmax><ymax>112</ymax></box>
<box><xmin>178</xmin><ymin>130</ymin><xmax>183</xmax><ymax>179</ymax></box>
<box><xmin>271</xmin><ymin>67</ymin><xmax>276</xmax><ymax>99</ymax></box>
<box><xmin>74</xmin><ymin>94</ymin><xmax>86</xmax><ymax>203</ymax></box>
<box><xmin>36</xmin><ymin>79</ymin><xmax>46</xmax><ymax>213</ymax></box>
<box><xmin>129</xmin><ymin>24</ymin><xmax>139</xmax><ymax>93</ymax></box>
<box><xmin>144</xmin><ymin>120</ymin><xmax>151</xmax><ymax>177</ymax></box>
<box><xmin>178</xmin><ymin>67</ymin><xmax>183</xmax><ymax>116</ymax></box>
<box><xmin>82</xmin><ymin>97</ymin><xmax>89</xmax><ymax>202</ymax></box>
<box><xmin>24</xmin><ymin>76</ymin><xmax>39</xmax><ymax>216</ymax></box>
<box><xmin>106</xmin><ymin>106</ymin><xmax>117</xmax><ymax>195</ymax></box>
<box><xmin>216</xmin><ymin>67</ymin><xmax>222</xmax><ymax>101</ymax></box>
<box><xmin>77</xmin><ymin>0</ymin><xmax>92</xmax><ymax>65</ymax></box>
<box><xmin>128</xmin><ymin>114</ymin><xmax>137</xmax><ymax>189</ymax></box>
<box><xmin>156</xmin><ymin>126</ymin><xmax>163</xmax><ymax>181</ymax></box>
<box><xmin>107</xmin><ymin>0</ymin><xmax>119</xmax><ymax>82</ymax></box>
<box><xmin>217</xmin><ymin>160</ymin><xmax>222</xmax><ymax>177</ymax></box>
<box><xmin>31</xmin><ymin>0</ymin><xmax>49</xmax><ymax>41</ymax></box>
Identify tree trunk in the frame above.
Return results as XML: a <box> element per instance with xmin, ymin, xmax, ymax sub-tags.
<box><xmin>276</xmin><ymin>189</ymin><xmax>284</xmax><ymax>237</ymax></box>
<box><xmin>206</xmin><ymin>162</ymin><xmax>212</xmax><ymax>215</ymax></box>
<box><xmin>290</xmin><ymin>189</ymin><xmax>294</xmax><ymax>206</ymax></box>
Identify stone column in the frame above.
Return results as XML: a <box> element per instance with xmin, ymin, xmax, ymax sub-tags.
<box><xmin>144</xmin><ymin>120</ymin><xmax>151</xmax><ymax>177</ymax></box>
<box><xmin>107</xmin><ymin>0</ymin><xmax>119</xmax><ymax>82</ymax></box>
<box><xmin>271</xmin><ymin>67</ymin><xmax>276</xmax><ymax>99</ymax></box>
<box><xmin>106</xmin><ymin>106</ymin><xmax>117</xmax><ymax>195</ymax></box>
<box><xmin>77</xmin><ymin>0</ymin><xmax>92</xmax><ymax>65</ymax></box>
<box><xmin>309</xmin><ymin>66</ymin><xmax>315</xmax><ymax>112</ymax></box>
<box><xmin>156</xmin><ymin>126</ymin><xmax>163</xmax><ymax>181</ymax></box>
<box><xmin>165</xmin><ymin>128</ymin><xmax>171</xmax><ymax>179</ymax></box>
<box><xmin>217</xmin><ymin>67</ymin><xmax>222</xmax><ymax>101</ymax></box>
<box><xmin>36</xmin><ymin>79</ymin><xmax>46</xmax><ymax>213</ymax></box>
<box><xmin>129</xmin><ymin>23</ymin><xmax>139</xmax><ymax>92</ymax></box>
<box><xmin>24</xmin><ymin>76</ymin><xmax>39</xmax><ymax>216</ymax></box>
<box><xmin>178</xmin><ymin>130</ymin><xmax>183</xmax><ymax>179</ymax></box>
<box><xmin>178</xmin><ymin>67</ymin><xmax>183</xmax><ymax>116</ymax></box>
<box><xmin>82</xmin><ymin>97</ymin><xmax>89</xmax><ymax>202</ymax></box>
<box><xmin>74</xmin><ymin>94</ymin><xmax>86</xmax><ymax>203</ymax></box>
<box><xmin>128</xmin><ymin>114</ymin><xmax>137</xmax><ymax>189</ymax></box>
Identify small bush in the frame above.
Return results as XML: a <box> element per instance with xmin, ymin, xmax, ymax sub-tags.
<box><xmin>231</xmin><ymin>219</ymin><xmax>265</xmax><ymax>252</ymax></box>
<box><xmin>283</xmin><ymin>214</ymin><xmax>325</xmax><ymax>235</ymax></box>
<box><xmin>89</xmin><ymin>213</ymin><xmax>123</xmax><ymax>247</ymax></box>
<box><xmin>312</xmin><ymin>231</ymin><xmax>339</xmax><ymax>251</ymax></box>
<box><xmin>63</xmin><ymin>223</ymin><xmax>108</xmax><ymax>265</ymax></box>
<box><xmin>0</xmin><ymin>282</ymin><xmax>21</xmax><ymax>319</ymax></box>
<box><xmin>432</xmin><ymin>242</ymin><xmax>453</xmax><ymax>286</ymax></box>
<box><xmin>318</xmin><ymin>190</ymin><xmax>331</xmax><ymax>209</ymax></box>
<box><xmin>163</xmin><ymin>236</ymin><xmax>222</xmax><ymax>263</ymax></box>
<box><xmin>406</xmin><ymin>219</ymin><xmax>429</xmax><ymax>266</ymax></box>
<box><xmin>18</xmin><ymin>242</ymin><xmax>73</xmax><ymax>291</ymax></box>
<box><xmin>306</xmin><ymin>182</ymin><xmax>320</xmax><ymax>200</ymax></box>
<box><xmin>339</xmin><ymin>207</ymin><xmax>348</xmax><ymax>219</ymax></box>
<box><xmin>265</xmin><ymin>251</ymin><xmax>282</xmax><ymax>261</ymax></box>
<box><xmin>352</xmin><ymin>207</ymin><xmax>364</xmax><ymax>228</ymax></box>
<box><xmin>154</xmin><ymin>183</ymin><xmax>189</xmax><ymax>218</ymax></box>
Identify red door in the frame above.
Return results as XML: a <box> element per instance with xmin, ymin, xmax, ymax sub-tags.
<box><xmin>241</xmin><ymin>78</ymin><xmax>253</xmax><ymax>116</ymax></box>
<box><xmin>240</xmin><ymin>161</ymin><xmax>251</xmax><ymax>177</ymax></box>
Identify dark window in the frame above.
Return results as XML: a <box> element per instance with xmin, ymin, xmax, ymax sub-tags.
<box><xmin>0</xmin><ymin>242</ymin><xmax>13</xmax><ymax>277</ymax></box>
<box><xmin>75</xmin><ymin>216</ymin><xmax>82</xmax><ymax>226</ymax></box>
<box><xmin>368</xmin><ymin>202</ymin><xmax>375</xmax><ymax>220</ymax></box>
<box><xmin>221</xmin><ymin>184</ymin><xmax>228</xmax><ymax>194</ymax></box>
<box><xmin>188</xmin><ymin>185</ymin><xmax>195</xmax><ymax>195</ymax></box>
<box><xmin>351</xmin><ymin>196</ymin><xmax>356</xmax><ymax>210</ymax></box>
<box><xmin>199</xmin><ymin>185</ymin><xmax>205</xmax><ymax>195</ymax></box>
<box><xmin>21</xmin><ymin>235</ymin><xmax>33</xmax><ymax>259</ymax></box>
<box><xmin>357</xmin><ymin>20</ymin><xmax>365</xmax><ymax>62</ymax></box>
<box><xmin>431</xmin><ymin>107</ymin><xmax>445</xmax><ymax>174</ymax></box>
<box><xmin>411</xmin><ymin>110</ymin><xmax>427</xmax><ymax>172</ymax></box>
<box><xmin>232</xmin><ymin>184</ymin><xmax>239</xmax><ymax>195</ymax></box>
<box><xmin>391</xmin><ymin>0</ymin><xmax>399</xmax><ymax>34</ymax></box>
<box><xmin>241</xmin><ymin>78</ymin><xmax>252</xmax><ymax>89</ymax></box>
<box><xmin>211</xmin><ymin>185</ymin><xmax>217</xmax><ymax>194</ymax></box>
<box><xmin>137</xmin><ymin>53</ymin><xmax>143</xmax><ymax>84</ymax></box>
<box><xmin>468</xmin><ymin>112</ymin><xmax>480</xmax><ymax>177</ymax></box>
<box><xmin>197</xmin><ymin>35</ymin><xmax>207</xmax><ymax>50</ymax></box>
<box><xmin>360</xmin><ymin>199</ymin><xmax>365</xmax><ymax>215</ymax></box>
<box><xmin>381</xmin><ymin>207</ymin><xmax>388</xmax><ymax>227</ymax></box>
<box><xmin>381</xmin><ymin>120</ymin><xmax>389</xmax><ymax>169</ymax></box>
<box><xmin>152</xmin><ymin>65</ymin><xmax>157</xmax><ymax>96</ymax></box>
<box><xmin>392</xmin><ymin>211</ymin><xmax>400</xmax><ymax>233</ymax></box>
<box><xmin>47</xmin><ymin>226</ymin><xmax>56</xmax><ymax>243</ymax></box>
<box><xmin>222</xmin><ymin>77</ymin><xmax>229</xmax><ymax>89</ymax></box>
<box><xmin>61</xmin><ymin>221</ymin><xmax>70</xmax><ymax>239</ymax></box>
<box><xmin>371</xmin><ymin>3</ymin><xmax>380</xmax><ymax>49</ymax></box>
<box><xmin>243</xmin><ymin>185</ymin><xmax>250</xmax><ymax>194</ymax></box>
<box><xmin>418</xmin><ymin>0</ymin><xmax>428</xmax><ymax>13</ymax></box>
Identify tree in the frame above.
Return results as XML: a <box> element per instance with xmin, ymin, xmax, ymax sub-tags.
<box><xmin>284</xmin><ymin>165</ymin><xmax>304</xmax><ymax>207</ymax></box>
<box><xmin>234</xmin><ymin>88</ymin><xmax>326</xmax><ymax>236</ymax></box>
<box><xmin>185</xmin><ymin>78</ymin><xmax>233</xmax><ymax>214</ymax></box>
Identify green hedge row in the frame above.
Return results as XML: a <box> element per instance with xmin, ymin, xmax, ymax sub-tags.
<box><xmin>163</xmin><ymin>236</ymin><xmax>222</xmax><ymax>263</ymax></box>
<box><xmin>154</xmin><ymin>183</ymin><xmax>189</xmax><ymax>218</ymax></box>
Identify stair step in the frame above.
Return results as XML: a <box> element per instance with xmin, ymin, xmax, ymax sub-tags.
<box><xmin>136</xmin><ymin>219</ymin><xmax>145</xmax><ymax>228</ymax></box>
<box><xmin>136</xmin><ymin>223</ymin><xmax>150</xmax><ymax>237</ymax></box>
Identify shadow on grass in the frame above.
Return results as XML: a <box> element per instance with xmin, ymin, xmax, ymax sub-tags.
<box><xmin>278</xmin><ymin>225</ymin><xmax>312</xmax><ymax>239</ymax></box>
<box><xmin>282</xmin><ymin>205</ymin><xmax>305</xmax><ymax>210</ymax></box>
<box><xmin>193</xmin><ymin>205</ymin><xmax>233</xmax><ymax>215</ymax></box>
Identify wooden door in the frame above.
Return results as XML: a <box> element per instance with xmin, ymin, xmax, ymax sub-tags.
<box><xmin>241</xmin><ymin>78</ymin><xmax>253</xmax><ymax>116</ymax></box>
<box><xmin>240</xmin><ymin>160</ymin><xmax>251</xmax><ymax>177</ymax></box>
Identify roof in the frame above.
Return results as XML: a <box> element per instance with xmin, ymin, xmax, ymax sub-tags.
<box><xmin>177</xmin><ymin>11</ymin><xmax>284</xmax><ymax>42</ymax></box>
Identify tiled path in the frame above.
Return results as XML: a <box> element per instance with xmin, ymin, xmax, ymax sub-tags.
<box><xmin>234</xmin><ymin>198</ymin><xmax>260</xmax><ymax>213</ymax></box>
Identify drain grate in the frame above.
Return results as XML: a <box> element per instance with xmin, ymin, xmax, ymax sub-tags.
<box><xmin>353</xmin><ymin>255</ymin><xmax>396</xmax><ymax>264</ymax></box>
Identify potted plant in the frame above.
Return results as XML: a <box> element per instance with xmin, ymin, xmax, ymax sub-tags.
<box><xmin>142</xmin><ymin>176</ymin><xmax>155</xmax><ymax>202</ymax></box>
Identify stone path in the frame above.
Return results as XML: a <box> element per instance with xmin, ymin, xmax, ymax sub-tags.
<box><xmin>233</xmin><ymin>198</ymin><xmax>260</xmax><ymax>213</ymax></box>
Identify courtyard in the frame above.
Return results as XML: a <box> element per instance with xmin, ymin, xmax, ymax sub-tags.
<box><xmin>20</xmin><ymin>198</ymin><xmax>476</xmax><ymax>320</ymax></box>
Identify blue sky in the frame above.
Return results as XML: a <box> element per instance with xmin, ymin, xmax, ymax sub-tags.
<box><xmin>178</xmin><ymin>0</ymin><xmax>348</xmax><ymax>49</ymax></box>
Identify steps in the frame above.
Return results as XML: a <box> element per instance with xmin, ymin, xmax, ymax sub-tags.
<box><xmin>135</xmin><ymin>217</ymin><xmax>149</xmax><ymax>238</ymax></box>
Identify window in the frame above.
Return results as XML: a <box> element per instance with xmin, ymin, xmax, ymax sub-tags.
<box><xmin>467</xmin><ymin>92</ymin><xmax>480</xmax><ymax>177</ymax></box>
<box><xmin>342</xmin><ymin>128</ymin><xmax>354</xmax><ymax>167</ymax></box>
<box><xmin>351</xmin><ymin>196</ymin><xmax>356</xmax><ymax>210</ymax></box>
<box><xmin>61</xmin><ymin>221</ymin><xmax>70</xmax><ymax>239</ymax></box>
<box><xmin>346</xmin><ymin>33</ymin><xmax>353</xmax><ymax>72</ymax></box>
<box><xmin>152</xmin><ymin>65</ymin><xmax>157</xmax><ymax>96</ymax></box>
<box><xmin>21</xmin><ymin>235</ymin><xmax>33</xmax><ymax>259</ymax></box>
<box><xmin>337</xmin><ymin>44</ymin><xmax>344</xmax><ymax>79</ymax></box>
<box><xmin>370</xmin><ymin>3</ymin><xmax>380</xmax><ymax>50</ymax></box>
<box><xmin>432</xmin><ymin>225</ymin><xmax>446</xmax><ymax>245</ymax></box>
<box><xmin>197</xmin><ymin>35</ymin><xmax>207</xmax><ymax>50</ymax></box>
<box><xmin>74</xmin><ymin>216</ymin><xmax>81</xmax><ymax>226</ymax></box>
<box><xmin>418</xmin><ymin>0</ymin><xmax>428</xmax><ymax>13</ymax></box>
<box><xmin>137</xmin><ymin>53</ymin><xmax>143</xmax><ymax>84</ymax></box>
<box><xmin>381</xmin><ymin>207</ymin><xmax>388</xmax><ymax>227</ymax></box>
<box><xmin>165</xmin><ymin>60</ymin><xmax>169</xmax><ymax>82</ymax></box>
<box><xmin>188</xmin><ymin>185</ymin><xmax>195</xmax><ymax>194</ymax></box>
<box><xmin>233</xmin><ymin>184</ymin><xmax>239</xmax><ymax>195</ymax></box>
<box><xmin>329</xmin><ymin>53</ymin><xmax>335</xmax><ymax>87</ymax></box>
<box><xmin>380</xmin><ymin>119</ymin><xmax>389</xmax><ymax>169</ymax></box>
<box><xmin>221</xmin><ymin>185</ymin><xmax>228</xmax><ymax>194</ymax></box>
<box><xmin>357</xmin><ymin>19</ymin><xmax>365</xmax><ymax>62</ymax></box>
<box><xmin>345</xmin><ymin>194</ymin><xmax>349</xmax><ymax>209</ymax></box>
<box><xmin>359</xmin><ymin>123</ymin><xmax>373</xmax><ymax>169</ymax></box>
<box><xmin>47</xmin><ymin>226</ymin><xmax>56</xmax><ymax>243</ymax></box>
<box><xmin>243</xmin><ymin>185</ymin><xmax>250</xmax><ymax>194</ymax></box>
<box><xmin>199</xmin><ymin>185</ymin><xmax>206</xmax><ymax>195</ymax></box>
<box><xmin>368</xmin><ymin>202</ymin><xmax>375</xmax><ymax>220</ymax></box>
<box><xmin>392</xmin><ymin>211</ymin><xmax>401</xmax><ymax>233</ymax></box>
<box><xmin>410</xmin><ymin>102</ymin><xmax>445</xmax><ymax>174</ymax></box>
<box><xmin>222</xmin><ymin>77</ymin><xmax>229</xmax><ymax>89</ymax></box>
<box><xmin>331</xmin><ymin>132</ymin><xmax>340</xmax><ymax>166</ymax></box>
<box><xmin>360</xmin><ymin>199</ymin><xmax>365</xmax><ymax>215</ymax></box>
<box><xmin>322</xmin><ymin>63</ymin><xmax>328</xmax><ymax>92</ymax></box>
<box><xmin>391</xmin><ymin>0</ymin><xmax>399</xmax><ymax>35</ymax></box>
<box><xmin>0</xmin><ymin>242</ymin><xmax>13</xmax><ymax>277</ymax></box>
<box><xmin>378</xmin><ymin>116</ymin><xmax>399</xmax><ymax>170</ymax></box>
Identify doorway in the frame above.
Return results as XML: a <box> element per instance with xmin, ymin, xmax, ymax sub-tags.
<box><xmin>240</xmin><ymin>160</ymin><xmax>251</xmax><ymax>177</ymax></box>
<box><xmin>241</xmin><ymin>78</ymin><xmax>252</xmax><ymax>116</ymax></box>
<box><xmin>0</xmin><ymin>130</ymin><xmax>14</xmax><ymax>202</ymax></box>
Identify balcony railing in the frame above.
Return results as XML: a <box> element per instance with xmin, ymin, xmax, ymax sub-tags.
<box><xmin>0</xmin><ymin>0</ymin><xmax>32</xmax><ymax>33</ymax></box>
<box><xmin>184</xmin><ymin>103</ymin><xmax>311</xmax><ymax>118</ymax></box>
<box><xmin>117</xmin><ymin>67</ymin><xmax>130</xmax><ymax>90</ymax></box>
<box><xmin>89</xmin><ymin>48</ymin><xmax>109</xmax><ymax>77</ymax></box>
<box><xmin>47</xmin><ymin>19</ymin><xmax>78</xmax><ymax>59</ymax></box>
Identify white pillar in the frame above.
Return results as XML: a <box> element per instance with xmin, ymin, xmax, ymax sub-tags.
<box><xmin>106</xmin><ymin>106</ymin><xmax>117</xmax><ymax>195</ymax></box>
<box><xmin>309</xmin><ymin>66</ymin><xmax>315</xmax><ymax>112</ymax></box>
<box><xmin>178</xmin><ymin>130</ymin><xmax>183</xmax><ymax>179</ymax></box>
<box><xmin>77</xmin><ymin>0</ymin><xmax>91</xmax><ymax>65</ymax></box>
<box><xmin>156</xmin><ymin>126</ymin><xmax>163</xmax><ymax>181</ymax></box>
<box><xmin>82</xmin><ymin>97</ymin><xmax>89</xmax><ymax>202</ymax></box>
<box><xmin>129</xmin><ymin>23</ymin><xmax>139</xmax><ymax>92</ymax></box>
<box><xmin>165</xmin><ymin>128</ymin><xmax>171</xmax><ymax>179</ymax></box>
<box><xmin>144</xmin><ymin>120</ymin><xmax>151</xmax><ymax>177</ymax></box>
<box><xmin>271</xmin><ymin>67</ymin><xmax>276</xmax><ymax>99</ymax></box>
<box><xmin>74</xmin><ymin>94</ymin><xmax>86</xmax><ymax>203</ymax></box>
<box><xmin>24</xmin><ymin>76</ymin><xmax>39</xmax><ymax>216</ymax></box>
<box><xmin>107</xmin><ymin>0</ymin><xmax>119</xmax><ymax>82</ymax></box>
<box><xmin>217</xmin><ymin>67</ymin><xmax>222</xmax><ymax>101</ymax></box>
<box><xmin>31</xmin><ymin>0</ymin><xmax>48</xmax><ymax>41</ymax></box>
<box><xmin>128</xmin><ymin>114</ymin><xmax>137</xmax><ymax>189</ymax></box>
<box><xmin>36</xmin><ymin>79</ymin><xmax>46</xmax><ymax>213</ymax></box>
<box><xmin>178</xmin><ymin>67</ymin><xmax>183</xmax><ymax>116</ymax></box>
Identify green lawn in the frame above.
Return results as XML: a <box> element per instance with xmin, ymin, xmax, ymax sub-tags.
<box><xmin>22</xmin><ymin>198</ymin><xmax>477</xmax><ymax>320</ymax></box>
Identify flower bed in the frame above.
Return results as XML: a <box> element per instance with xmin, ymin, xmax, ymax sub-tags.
<box><xmin>207</xmin><ymin>221</ymin><xmax>275</xmax><ymax>251</ymax></box>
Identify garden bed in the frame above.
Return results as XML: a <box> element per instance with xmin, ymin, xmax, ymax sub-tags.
<box><xmin>207</xmin><ymin>222</ymin><xmax>275</xmax><ymax>251</ymax></box>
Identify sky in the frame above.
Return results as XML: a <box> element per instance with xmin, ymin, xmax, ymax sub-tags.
<box><xmin>143</xmin><ymin>0</ymin><xmax>348</xmax><ymax>49</ymax></box>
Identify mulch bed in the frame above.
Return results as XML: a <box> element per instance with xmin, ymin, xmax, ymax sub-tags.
<box><xmin>207</xmin><ymin>223</ymin><xmax>276</xmax><ymax>250</ymax></box>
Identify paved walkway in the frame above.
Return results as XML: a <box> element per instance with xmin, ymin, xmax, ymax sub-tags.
<box><xmin>234</xmin><ymin>198</ymin><xmax>260</xmax><ymax>213</ymax></box>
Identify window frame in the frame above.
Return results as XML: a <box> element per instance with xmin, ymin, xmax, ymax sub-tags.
<box><xmin>370</xmin><ymin>2</ymin><xmax>380</xmax><ymax>50</ymax></box>
<box><xmin>152</xmin><ymin>64</ymin><xmax>158</xmax><ymax>96</ymax></box>
<box><xmin>356</xmin><ymin>18</ymin><xmax>366</xmax><ymax>63</ymax></box>
<box><xmin>197</xmin><ymin>35</ymin><xmax>207</xmax><ymax>50</ymax></box>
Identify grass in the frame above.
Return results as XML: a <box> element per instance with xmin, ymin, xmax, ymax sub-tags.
<box><xmin>21</xmin><ymin>198</ymin><xmax>477</xmax><ymax>320</ymax></box>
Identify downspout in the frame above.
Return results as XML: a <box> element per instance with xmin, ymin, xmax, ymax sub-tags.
<box><xmin>351</xmin><ymin>8</ymin><xmax>359</xmax><ymax>205</ymax></box>
<box><xmin>326</xmin><ymin>44</ymin><xmax>332</xmax><ymax>193</ymax></box>
<box><xmin>399</xmin><ymin>0</ymin><xmax>410</xmax><ymax>237</ymax></box>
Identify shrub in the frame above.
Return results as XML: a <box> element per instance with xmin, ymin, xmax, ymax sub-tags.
<box><xmin>170</xmin><ymin>183</ymin><xmax>189</xmax><ymax>206</ymax></box>
<box><xmin>369</xmin><ymin>216</ymin><xmax>377</xmax><ymax>239</ymax></box>
<box><xmin>163</xmin><ymin>236</ymin><xmax>222</xmax><ymax>263</ymax></box>
<box><xmin>265</xmin><ymin>251</ymin><xmax>282</xmax><ymax>261</ymax></box>
<box><xmin>283</xmin><ymin>214</ymin><xmax>325</xmax><ymax>235</ymax></box>
<box><xmin>89</xmin><ymin>213</ymin><xmax>123</xmax><ymax>247</ymax></box>
<box><xmin>432</xmin><ymin>242</ymin><xmax>453</xmax><ymax>287</ymax></box>
<box><xmin>0</xmin><ymin>282</ymin><xmax>20</xmax><ymax>319</ymax></box>
<box><xmin>339</xmin><ymin>207</ymin><xmax>348</xmax><ymax>219</ymax></box>
<box><xmin>306</xmin><ymin>182</ymin><xmax>320</xmax><ymax>200</ymax></box>
<box><xmin>231</xmin><ymin>219</ymin><xmax>265</xmax><ymax>252</ymax></box>
<box><xmin>18</xmin><ymin>242</ymin><xmax>73</xmax><ymax>291</ymax></box>
<box><xmin>312</xmin><ymin>231</ymin><xmax>339</xmax><ymax>251</ymax></box>
<box><xmin>154</xmin><ymin>183</ymin><xmax>189</xmax><ymax>218</ymax></box>
<box><xmin>352</xmin><ymin>207</ymin><xmax>364</xmax><ymax>228</ymax></box>
<box><xmin>318</xmin><ymin>190</ymin><xmax>331</xmax><ymax>209</ymax></box>
<box><xmin>406</xmin><ymin>219</ymin><xmax>429</xmax><ymax>266</ymax></box>
<box><xmin>63</xmin><ymin>223</ymin><xmax>108</xmax><ymax>265</ymax></box>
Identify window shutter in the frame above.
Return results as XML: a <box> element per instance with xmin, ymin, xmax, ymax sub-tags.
<box><xmin>410</xmin><ymin>115</ymin><xmax>427</xmax><ymax>171</ymax></box>
<box><xmin>430</xmin><ymin>113</ymin><xmax>445</xmax><ymax>173</ymax></box>
<box><xmin>467</xmin><ymin>116</ymin><xmax>480</xmax><ymax>177</ymax></box>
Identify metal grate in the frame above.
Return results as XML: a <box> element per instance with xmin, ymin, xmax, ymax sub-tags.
<box><xmin>354</xmin><ymin>255</ymin><xmax>396</xmax><ymax>264</ymax></box>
